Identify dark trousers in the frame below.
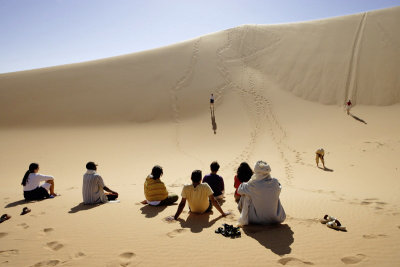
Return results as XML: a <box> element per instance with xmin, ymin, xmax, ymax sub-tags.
<box><xmin>157</xmin><ymin>194</ymin><xmax>179</xmax><ymax>206</ymax></box>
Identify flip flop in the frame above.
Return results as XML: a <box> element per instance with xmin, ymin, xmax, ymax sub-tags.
<box><xmin>327</xmin><ymin>219</ymin><xmax>347</xmax><ymax>231</ymax></box>
<box><xmin>21</xmin><ymin>207</ymin><xmax>31</xmax><ymax>215</ymax></box>
<box><xmin>0</xmin><ymin>214</ymin><xmax>11</xmax><ymax>223</ymax></box>
<box><xmin>320</xmin><ymin>214</ymin><xmax>336</xmax><ymax>224</ymax></box>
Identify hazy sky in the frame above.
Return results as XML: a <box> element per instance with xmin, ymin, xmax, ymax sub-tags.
<box><xmin>0</xmin><ymin>0</ymin><xmax>398</xmax><ymax>73</ymax></box>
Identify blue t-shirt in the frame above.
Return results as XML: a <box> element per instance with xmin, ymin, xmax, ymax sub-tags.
<box><xmin>202</xmin><ymin>174</ymin><xmax>224</xmax><ymax>197</ymax></box>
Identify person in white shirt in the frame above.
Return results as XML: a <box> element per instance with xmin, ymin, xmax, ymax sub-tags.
<box><xmin>21</xmin><ymin>163</ymin><xmax>56</xmax><ymax>200</ymax></box>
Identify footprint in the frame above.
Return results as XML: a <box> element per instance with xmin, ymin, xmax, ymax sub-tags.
<box><xmin>362</xmin><ymin>234</ymin><xmax>387</xmax><ymax>239</ymax></box>
<box><xmin>0</xmin><ymin>232</ymin><xmax>8</xmax><ymax>238</ymax></box>
<box><xmin>167</xmin><ymin>229</ymin><xmax>187</xmax><ymax>238</ymax></box>
<box><xmin>341</xmin><ymin>254</ymin><xmax>366</xmax><ymax>264</ymax></box>
<box><xmin>17</xmin><ymin>223</ymin><xmax>29</xmax><ymax>229</ymax></box>
<box><xmin>119</xmin><ymin>252</ymin><xmax>136</xmax><ymax>267</ymax></box>
<box><xmin>30</xmin><ymin>260</ymin><xmax>60</xmax><ymax>267</ymax></box>
<box><xmin>278</xmin><ymin>257</ymin><xmax>314</xmax><ymax>265</ymax></box>
<box><xmin>0</xmin><ymin>249</ymin><xmax>19</xmax><ymax>257</ymax></box>
<box><xmin>74</xmin><ymin>252</ymin><xmax>86</xmax><ymax>259</ymax></box>
<box><xmin>46</xmin><ymin>241</ymin><xmax>64</xmax><ymax>251</ymax></box>
<box><xmin>43</xmin><ymin>228</ymin><xmax>54</xmax><ymax>233</ymax></box>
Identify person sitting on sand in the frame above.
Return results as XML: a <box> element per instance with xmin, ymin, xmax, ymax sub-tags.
<box><xmin>82</xmin><ymin>162</ymin><xmax>118</xmax><ymax>204</ymax></box>
<box><xmin>141</xmin><ymin>165</ymin><xmax>178</xmax><ymax>206</ymax></box>
<box><xmin>173</xmin><ymin>170</ymin><xmax>230</xmax><ymax>220</ymax></box>
<box><xmin>202</xmin><ymin>161</ymin><xmax>225</xmax><ymax>200</ymax></box>
<box><xmin>316</xmin><ymin>148</ymin><xmax>325</xmax><ymax>169</ymax></box>
<box><xmin>22</xmin><ymin>163</ymin><xmax>57</xmax><ymax>200</ymax></box>
<box><xmin>237</xmin><ymin>161</ymin><xmax>286</xmax><ymax>226</ymax></box>
<box><xmin>234</xmin><ymin>162</ymin><xmax>253</xmax><ymax>203</ymax></box>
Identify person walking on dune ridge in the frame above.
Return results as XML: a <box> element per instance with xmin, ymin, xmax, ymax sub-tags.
<box><xmin>346</xmin><ymin>99</ymin><xmax>352</xmax><ymax>115</ymax></box>
<box><xmin>210</xmin><ymin>94</ymin><xmax>215</xmax><ymax>111</ymax></box>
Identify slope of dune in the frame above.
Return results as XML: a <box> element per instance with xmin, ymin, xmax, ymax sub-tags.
<box><xmin>0</xmin><ymin>6</ymin><xmax>400</xmax><ymax>267</ymax></box>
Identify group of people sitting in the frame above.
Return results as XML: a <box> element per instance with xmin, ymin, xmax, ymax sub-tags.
<box><xmin>21</xmin><ymin>160</ymin><xmax>286</xmax><ymax>226</ymax></box>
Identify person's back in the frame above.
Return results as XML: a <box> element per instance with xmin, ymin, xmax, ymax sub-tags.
<box><xmin>202</xmin><ymin>173</ymin><xmax>224</xmax><ymax>197</ymax></box>
<box><xmin>144</xmin><ymin>175</ymin><xmax>168</xmax><ymax>201</ymax></box>
<box><xmin>82</xmin><ymin>170</ymin><xmax>107</xmax><ymax>204</ymax></box>
<box><xmin>238</xmin><ymin>161</ymin><xmax>285</xmax><ymax>225</ymax></box>
<box><xmin>182</xmin><ymin>183</ymin><xmax>213</xmax><ymax>213</ymax></box>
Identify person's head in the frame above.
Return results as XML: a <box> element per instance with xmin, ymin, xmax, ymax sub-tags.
<box><xmin>254</xmin><ymin>161</ymin><xmax>271</xmax><ymax>177</ymax></box>
<box><xmin>210</xmin><ymin>161</ymin><xmax>220</xmax><ymax>173</ymax></box>
<box><xmin>86</xmin><ymin>161</ymin><xmax>98</xmax><ymax>171</ymax></box>
<box><xmin>237</xmin><ymin>162</ymin><xmax>253</xmax><ymax>183</ymax></box>
<box><xmin>21</xmin><ymin>163</ymin><xmax>39</xmax><ymax>186</ymax></box>
<box><xmin>191</xmin><ymin>170</ymin><xmax>202</xmax><ymax>184</ymax></box>
<box><xmin>151</xmin><ymin>165</ymin><xmax>163</xmax><ymax>179</ymax></box>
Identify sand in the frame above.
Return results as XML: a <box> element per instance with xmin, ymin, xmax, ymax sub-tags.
<box><xmin>0</xmin><ymin>6</ymin><xmax>400</xmax><ymax>267</ymax></box>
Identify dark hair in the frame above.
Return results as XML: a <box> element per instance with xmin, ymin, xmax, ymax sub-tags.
<box><xmin>237</xmin><ymin>162</ymin><xmax>253</xmax><ymax>183</ymax></box>
<box><xmin>151</xmin><ymin>165</ymin><xmax>163</xmax><ymax>179</ymax></box>
<box><xmin>191</xmin><ymin>170</ymin><xmax>202</xmax><ymax>183</ymax></box>
<box><xmin>210</xmin><ymin>161</ymin><xmax>220</xmax><ymax>172</ymax></box>
<box><xmin>21</xmin><ymin>163</ymin><xmax>39</xmax><ymax>186</ymax></box>
<box><xmin>86</xmin><ymin>162</ymin><xmax>97</xmax><ymax>170</ymax></box>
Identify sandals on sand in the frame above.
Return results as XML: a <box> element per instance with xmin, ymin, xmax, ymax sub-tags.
<box><xmin>215</xmin><ymin>224</ymin><xmax>241</xmax><ymax>238</ymax></box>
<box><xmin>327</xmin><ymin>219</ymin><xmax>347</xmax><ymax>231</ymax></box>
<box><xmin>320</xmin><ymin>214</ymin><xmax>336</xmax><ymax>224</ymax></box>
<box><xmin>0</xmin><ymin>214</ymin><xmax>11</xmax><ymax>223</ymax></box>
<box><xmin>21</xmin><ymin>207</ymin><xmax>31</xmax><ymax>215</ymax></box>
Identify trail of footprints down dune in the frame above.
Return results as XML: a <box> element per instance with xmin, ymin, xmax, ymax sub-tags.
<box><xmin>216</xmin><ymin>27</ymin><xmax>304</xmax><ymax>184</ymax></box>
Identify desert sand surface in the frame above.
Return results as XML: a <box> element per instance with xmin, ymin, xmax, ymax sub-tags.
<box><xmin>1</xmin><ymin>6</ymin><xmax>400</xmax><ymax>267</ymax></box>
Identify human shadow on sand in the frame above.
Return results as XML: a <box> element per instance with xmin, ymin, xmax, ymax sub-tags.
<box><xmin>140</xmin><ymin>205</ymin><xmax>169</xmax><ymax>218</ymax></box>
<box><xmin>5</xmin><ymin>199</ymin><xmax>43</xmax><ymax>208</ymax></box>
<box><xmin>243</xmin><ymin>224</ymin><xmax>294</xmax><ymax>256</ymax></box>
<box><xmin>69</xmin><ymin>202</ymin><xmax>102</xmax><ymax>214</ymax></box>
<box><xmin>210</xmin><ymin>108</ymin><xmax>217</xmax><ymax>134</ymax></box>
<box><xmin>318</xmin><ymin>166</ymin><xmax>334</xmax><ymax>172</ymax></box>
<box><xmin>177</xmin><ymin>211</ymin><xmax>223</xmax><ymax>233</ymax></box>
<box><xmin>350</xmin><ymin>114</ymin><xmax>367</xmax><ymax>124</ymax></box>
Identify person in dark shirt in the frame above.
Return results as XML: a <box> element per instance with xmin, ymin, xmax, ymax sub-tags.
<box><xmin>202</xmin><ymin>161</ymin><xmax>225</xmax><ymax>200</ymax></box>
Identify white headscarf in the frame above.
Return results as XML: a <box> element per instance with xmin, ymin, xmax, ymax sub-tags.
<box><xmin>251</xmin><ymin>160</ymin><xmax>271</xmax><ymax>182</ymax></box>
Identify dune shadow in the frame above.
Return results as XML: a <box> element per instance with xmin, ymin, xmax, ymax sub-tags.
<box><xmin>69</xmin><ymin>202</ymin><xmax>102</xmax><ymax>213</ymax></box>
<box><xmin>210</xmin><ymin>108</ymin><xmax>217</xmax><ymax>134</ymax></box>
<box><xmin>178</xmin><ymin>211</ymin><xmax>222</xmax><ymax>233</ymax></box>
<box><xmin>318</xmin><ymin>166</ymin><xmax>334</xmax><ymax>172</ymax></box>
<box><xmin>243</xmin><ymin>224</ymin><xmax>294</xmax><ymax>256</ymax></box>
<box><xmin>5</xmin><ymin>199</ymin><xmax>42</xmax><ymax>208</ymax></box>
<box><xmin>140</xmin><ymin>205</ymin><xmax>168</xmax><ymax>218</ymax></box>
<box><xmin>350</xmin><ymin>114</ymin><xmax>367</xmax><ymax>124</ymax></box>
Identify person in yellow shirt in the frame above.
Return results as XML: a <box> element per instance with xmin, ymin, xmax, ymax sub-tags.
<box><xmin>316</xmin><ymin>148</ymin><xmax>325</xmax><ymax>169</ymax></box>
<box><xmin>173</xmin><ymin>170</ymin><xmax>230</xmax><ymax>220</ymax></box>
<box><xmin>141</xmin><ymin>165</ymin><xmax>178</xmax><ymax>206</ymax></box>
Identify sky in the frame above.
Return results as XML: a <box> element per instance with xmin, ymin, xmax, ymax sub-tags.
<box><xmin>0</xmin><ymin>0</ymin><xmax>398</xmax><ymax>74</ymax></box>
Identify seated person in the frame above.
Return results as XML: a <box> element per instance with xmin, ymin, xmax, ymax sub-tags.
<box><xmin>173</xmin><ymin>170</ymin><xmax>230</xmax><ymax>220</ymax></box>
<box><xmin>237</xmin><ymin>161</ymin><xmax>286</xmax><ymax>225</ymax></box>
<box><xmin>234</xmin><ymin>162</ymin><xmax>253</xmax><ymax>202</ymax></box>
<box><xmin>141</xmin><ymin>165</ymin><xmax>178</xmax><ymax>206</ymax></box>
<box><xmin>202</xmin><ymin>161</ymin><xmax>224</xmax><ymax>200</ymax></box>
<box><xmin>21</xmin><ymin>163</ymin><xmax>57</xmax><ymax>200</ymax></box>
<box><xmin>82</xmin><ymin>162</ymin><xmax>118</xmax><ymax>204</ymax></box>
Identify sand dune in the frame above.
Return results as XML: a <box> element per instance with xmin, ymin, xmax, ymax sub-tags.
<box><xmin>0</xmin><ymin>6</ymin><xmax>400</xmax><ymax>267</ymax></box>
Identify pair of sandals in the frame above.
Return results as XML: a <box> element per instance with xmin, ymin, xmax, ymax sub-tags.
<box><xmin>215</xmin><ymin>224</ymin><xmax>241</xmax><ymax>238</ymax></box>
<box><xmin>320</xmin><ymin>215</ymin><xmax>347</xmax><ymax>231</ymax></box>
<box><xmin>0</xmin><ymin>207</ymin><xmax>31</xmax><ymax>223</ymax></box>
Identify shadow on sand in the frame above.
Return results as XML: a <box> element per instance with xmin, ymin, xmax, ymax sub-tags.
<box><xmin>177</xmin><ymin>211</ymin><xmax>223</xmax><ymax>233</ymax></box>
<box><xmin>210</xmin><ymin>107</ymin><xmax>217</xmax><ymax>134</ymax></box>
<box><xmin>243</xmin><ymin>224</ymin><xmax>294</xmax><ymax>256</ymax></box>
<box><xmin>69</xmin><ymin>202</ymin><xmax>102</xmax><ymax>213</ymax></box>
<box><xmin>318</xmin><ymin>166</ymin><xmax>334</xmax><ymax>172</ymax></box>
<box><xmin>140</xmin><ymin>205</ymin><xmax>169</xmax><ymax>218</ymax></box>
<box><xmin>4</xmin><ymin>199</ymin><xmax>47</xmax><ymax>208</ymax></box>
<box><xmin>350</xmin><ymin>114</ymin><xmax>367</xmax><ymax>124</ymax></box>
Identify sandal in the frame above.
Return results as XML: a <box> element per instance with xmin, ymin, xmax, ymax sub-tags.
<box><xmin>0</xmin><ymin>214</ymin><xmax>11</xmax><ymax>223</ymax></box>
<box><xmin>327</xmin><ymin>219</ymin><xmax>347</xmax><ymax>231</ymax></box>
<box><xmin>320</xmin><ymin>214</ymin><xmax>336</xmax><ymax>224</ymax></box>
<box><xmin>21</xmin><ymin>207</ymin><xmax>31</xmax><ymax>215</ymax></box>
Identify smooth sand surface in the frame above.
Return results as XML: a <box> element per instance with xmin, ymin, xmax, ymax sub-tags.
<box><xmin>0</xmin><ymin>6</ymin><xmax>399</xmax><ymax>267</ymax></box>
